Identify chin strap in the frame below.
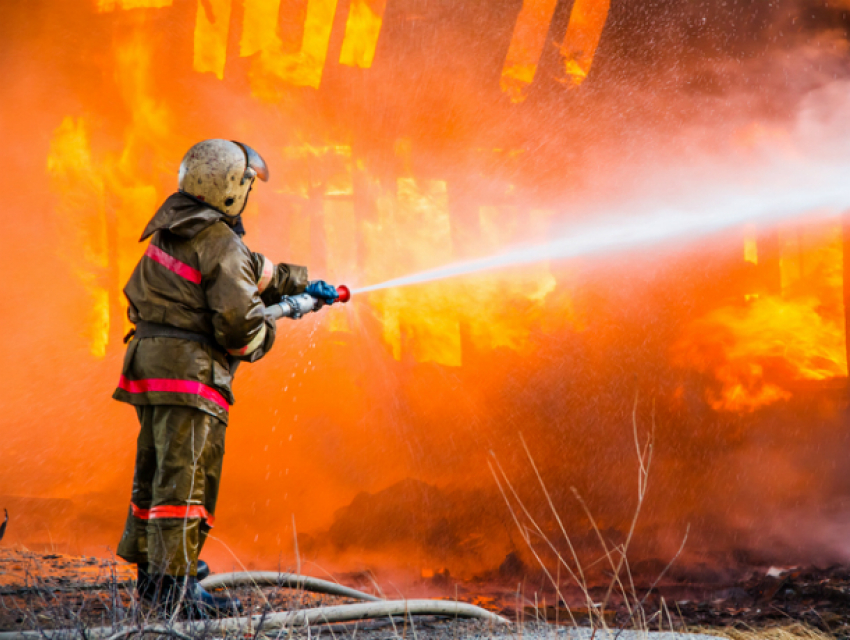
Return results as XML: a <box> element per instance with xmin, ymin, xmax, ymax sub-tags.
<box><xmin>230</xmin><ymin>216</ymin><xmax>246</xmax><ymax>237</ymax></box>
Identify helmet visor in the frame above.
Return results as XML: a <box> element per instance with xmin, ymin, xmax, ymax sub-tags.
<box><xmin>232</xmin><ymin>141</ymin><xmax>270</xmax><ymax>182</ymax></box>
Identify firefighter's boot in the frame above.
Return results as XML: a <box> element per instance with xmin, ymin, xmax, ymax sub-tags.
<box><xmin>183</xmin><ymin>577</ymin><xmax>243</xmax><ymax>618</ymax></box>
<box><xmin>151</xmin><ymin>574</ymin><xmax>242</xmax><ymax>618</ymax></box>
<box><xmin>197</xmin><ymin>560</ymin><xmax>211</xmax><ymax>581</ymax></box>
<box><xmin>136</xmin><ymin>565</ymin><xmax>155</xmax><ymax>602</ymax></box>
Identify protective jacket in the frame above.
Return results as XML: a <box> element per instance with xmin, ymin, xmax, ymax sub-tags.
<box><xmin>113</xmin><ymin>192</ymin><xmax>308</xmax><ymax>424</ymax></box>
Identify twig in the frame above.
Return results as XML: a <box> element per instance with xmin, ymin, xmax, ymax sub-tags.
<box><xmin>518</xmin><ymin>433</ymin><xmax>595</xmax><ymax>610</ymax></box>
<box><xmin>488</xmin><ymin>458</ymin><xmax>579</xmax><ymax>627</ymax></box>
<box><xmin>105</xmin><ymin>627</ymin><xmax>195</xmax><ymax>640</ymax></box>
<box><xmin>254</xmin><ymin>609</ymin><xmax>269</xmax><ymax>640</ymax></box>
<box><xmin>613</xmin><ymin>523</ymin><xmax>690</xmax><ymax>640</ymax></box>
<box><xmin>600</xmin><ymin>393</ymin><xmax>655</xmax><ymax>614</ymax></box>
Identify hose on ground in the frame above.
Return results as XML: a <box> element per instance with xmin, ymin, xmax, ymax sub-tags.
<box><xmin>199</xmin><ymin>571</ymin><xmax>382</xmax><ymax>602</ymax></box>
<box><xmin>0</xmin><ymin>599</ymin><xmax>510</xmax><ymax>640</ymax></box>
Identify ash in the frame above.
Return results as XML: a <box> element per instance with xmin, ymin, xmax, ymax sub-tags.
<box><xmin>672</xmin><ymin>565</ymin><xmax>850</xmax><ymax>631</ymax></box>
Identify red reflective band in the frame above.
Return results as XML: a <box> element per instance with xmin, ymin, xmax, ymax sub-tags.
<box><xmin>132</xmin><ymin>503</ymin><xmax>215</xmax><ymax>526</ymax></box>
<box><xmin>118</xmin><ymin>376</ymin><xmax>229</xmax><ymax>411</ymax></box>
<box><xmin>145</xmin><ymin>244</ymin><xmax>202</xmax><ymax>284</ymax></box>
<box><xmin>227</xmin><ymin>324</ymin><xmax>266</xmax><ymax>358</ymax></box>
<box><xmin>257</xmin><ymin>256</ymin><xmax>274</xmax><ymax>293</ymax></box>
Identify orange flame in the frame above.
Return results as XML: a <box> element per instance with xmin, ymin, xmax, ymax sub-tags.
<box><xmin>560</xmin><ymin>0</ymin><xmax>611</xmax><ymax>85</ymax></box>
<box><xmin>47</xmin><ymin>118</ymin><xmax>111</xmax><ymax>358</ymax></box>
<box><xmin>339</xmin><ymin>0</ymin><xmax>386</xmax><ymax>69</ymax></box>
<box><xmin>247</xmin><ymin>0</ymin><xmax>340</xmax><ymax>95</ymax></box>
<box><xmin>194</xmin><ymin>0</ymin><xmax>232</xmax><ymax>80</ymax></box>
<box><xmin>500</xmin><ymin>0</ymin><xmax>611</xmax><ymax>100</ymax></box>
<box><xmin>500</xmin><ymin>0</ymin><xmax>559</xmax><ymax>103</ymax></box>
<box><xmin>674</xmin><ymin>224</ymin><xmax>847</xmax><ymax>412</ymax></box>
<box><xmin>97</xmin><ymin>0</ymin><xmax>172</xmax><ymax>12</ymax></box>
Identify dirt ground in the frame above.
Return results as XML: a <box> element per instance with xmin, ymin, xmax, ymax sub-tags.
<box><xmin>0</xmin><ymin>549</ymin><xmax>844</xmax><ymax>640</ymax></box>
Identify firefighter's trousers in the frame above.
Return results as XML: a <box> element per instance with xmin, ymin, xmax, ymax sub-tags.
<box><xmin>117</xmin><ymin>405</ymin><xmax>225</xmax><ymax>576</ymax></box>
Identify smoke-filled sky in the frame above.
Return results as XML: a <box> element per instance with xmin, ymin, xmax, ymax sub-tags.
<box><xmin>1</xmin><ymin>0</ymin><xmax>850</xmax><ymax>593</ymax></box>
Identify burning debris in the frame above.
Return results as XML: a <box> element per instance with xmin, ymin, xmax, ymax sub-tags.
<box><xmin>669</xmin><ymin>566</ymin><xmax>850</xmax><ymax>633</ymax></box>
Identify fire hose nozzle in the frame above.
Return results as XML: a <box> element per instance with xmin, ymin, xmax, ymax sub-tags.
<box><xmin>265</xmin><ymin>285</ymin><xmax>351</xmax><ymax>321</ymax></box>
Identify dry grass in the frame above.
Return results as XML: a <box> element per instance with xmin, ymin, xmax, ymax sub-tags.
<box><xmin>691</xmin><ymin>623</ymin><xmax>838</xmax><ymax>640</ymax></box>
<box><xmin>488</xmin><ymin>393</ymin><xmax>689</xmax><ymax>634</ymax></box>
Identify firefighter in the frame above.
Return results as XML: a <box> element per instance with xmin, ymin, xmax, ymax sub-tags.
<box><xmin>114</xmin><ymin>139</ymin><xmax>338</xmax><ymax>617</ymax></box>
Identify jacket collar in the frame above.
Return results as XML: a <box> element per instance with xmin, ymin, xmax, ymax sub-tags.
<box><xmin>140</xmin><ymin>192</ymin><xmax>229</xmax><ymax>241</ymax></box>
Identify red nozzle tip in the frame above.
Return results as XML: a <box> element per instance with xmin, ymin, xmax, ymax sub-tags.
<box><xmin>336</xmin><ymin>285</ymin><xmax>351</xmax><ymax>303</ymax></box>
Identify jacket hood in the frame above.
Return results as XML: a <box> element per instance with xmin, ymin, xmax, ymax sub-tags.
<box><xmin>140</xmin><ymin>192</ymin><xmax>227</xmax><ymax>241</ymax></box>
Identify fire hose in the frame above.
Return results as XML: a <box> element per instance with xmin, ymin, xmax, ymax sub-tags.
<box><xmin>219</xmin><ymin>283</ymin><xmax>350</xmax><ymax>376</ymax></box>
<box><xmin>199</xmin><ymin>570</ymin><xmax>381</xmax><ymax>601</ymax></box>
<box><xmin>0</xmin><ymin>574</ymin><xmax>509</xmax><ymax>640</ymax></box>
<box><xmin>190</xmin><ymin>571</ymin><xmax>504</xmax><ymax>627</ymax></box>
<box><xmin>0</xmin><ymin>600</ymin><xmax>508</xmax><ymax>640</ymax></box>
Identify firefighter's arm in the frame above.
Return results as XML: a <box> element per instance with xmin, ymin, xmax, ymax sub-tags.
<box><xmin>199</xmin><ymin>227</ymin><xmax>276</xmax><ymax>362</ymax></box>
<box><xmin>250</xmin><ymin>252</ymin><xmax>309</xmax><ymax>306</ymax></box>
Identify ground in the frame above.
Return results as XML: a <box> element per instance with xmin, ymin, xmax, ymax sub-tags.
<box><xmin>0</xmin><ymin>549</ymin><xmax>844</xmax><ymax>640</ymax></box>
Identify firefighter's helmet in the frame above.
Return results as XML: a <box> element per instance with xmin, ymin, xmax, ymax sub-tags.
<box><xmin>178</xmin><ymin>139</ymin><xmax>269</xmax><ymax>217</ymax></box>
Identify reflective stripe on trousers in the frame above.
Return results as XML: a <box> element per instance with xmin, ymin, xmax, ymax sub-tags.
<box><xmin>116</xmin><ymin>405</ymin><xmax>226</xmax><ymax>577</ymax></box>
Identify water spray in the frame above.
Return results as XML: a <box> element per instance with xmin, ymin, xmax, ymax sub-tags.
<box><xmin>351</xmin><ymin>157</ymin><xmax>850</xmax><ymax>296</ymax></box>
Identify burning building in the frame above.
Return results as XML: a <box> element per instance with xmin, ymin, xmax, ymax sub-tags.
<box><xmin>1</xmin><ymin>0</ymin><xmax>850</xmax><ymax>595</ymax></box>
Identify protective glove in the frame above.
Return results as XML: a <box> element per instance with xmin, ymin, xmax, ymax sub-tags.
<box><xmin>305</xmin><ymin>280</ymin><xmax>338</xmax><ymax>304</ymax></box>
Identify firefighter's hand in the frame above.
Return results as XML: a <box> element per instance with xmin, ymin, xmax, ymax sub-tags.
<box><xmin>305</xmin><ymin>280</ymin><xmax>338</xmax><ymax>304</ymax></box>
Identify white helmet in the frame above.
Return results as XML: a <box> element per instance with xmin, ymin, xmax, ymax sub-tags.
<box><xmin>178</xmin><ymin>139</ymin><xmax>269</xmax><ymax>217</ymax></box>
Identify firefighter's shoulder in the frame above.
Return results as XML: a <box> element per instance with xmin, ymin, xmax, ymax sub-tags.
<box><xmin>195</xmin><ymin>221</ymin><xmax>253</xmax><ymax>272</ymax></box>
